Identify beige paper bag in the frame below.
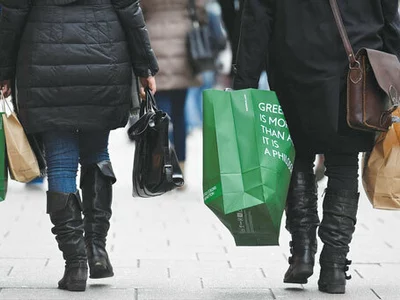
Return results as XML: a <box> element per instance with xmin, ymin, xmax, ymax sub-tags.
<box><xmin>2</xmin><ymin>112</ymin><xmax>40</xmax><ymax>183</ymax></box>
<box><xmin>362</xmin><ymin>109</ymin><xmax>400</xmax><ymax>210</ymax></box>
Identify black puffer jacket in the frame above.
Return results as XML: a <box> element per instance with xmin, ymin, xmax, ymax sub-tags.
<box><xmin>0</xmin><ymin>0</ymin><xmax>158</xmax><ymax>133</ymax></box>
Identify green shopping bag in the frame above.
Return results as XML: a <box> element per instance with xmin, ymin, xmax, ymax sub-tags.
<box><xmin>0</xmin><ymin>112</ymin><xmax>7</xmax><ymax>201</ymax></box>
<box><xmin>203</xmin><ymin>89</ymin><xmax>295</xmax><ymax>246</ymax></box>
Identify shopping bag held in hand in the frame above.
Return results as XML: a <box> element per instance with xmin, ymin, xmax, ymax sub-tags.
<box><xmin>203</xmin><ymin>89</ymin><xmax>295</xmax><ymax>246</ymax></box>
<box><xmin>1</xmin><ymin>94</ymin><xmax>40</xmax><ymax>183</ymax></box>
<box><xmin>0</xmin><ymin>108</ymin><xmax>7</xmax><ymax>201</ymax></box>
<box><xmin>362</xmin><ymin>108</ymin><xmax>400</xmax><ymax>209</ymax></box>
<box><xmin>128</xmin><ymin>88</ymin><xmax>184</xmax><ymax>197</ymax></box>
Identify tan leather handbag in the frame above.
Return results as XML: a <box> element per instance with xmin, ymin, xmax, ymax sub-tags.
<box><xmin>329</xmin><ymin>0</ymin><xmax>400</xmax><ymax>132</ymax></box>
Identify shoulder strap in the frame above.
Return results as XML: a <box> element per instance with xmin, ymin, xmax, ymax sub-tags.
<box><xmin>188</xmin><ymin>0</ymin><xmax>199</xmax><ymax>23</ymax></box>
<box><xmin>328</xmin><ymin>0</ymin><xmax>358</xmax><ymax>66</ymax></box>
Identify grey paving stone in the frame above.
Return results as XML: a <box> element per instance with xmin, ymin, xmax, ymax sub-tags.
<box><xmin>201</xmin><ymin>267</ymin><xmax>269</xmax><ymax>289</ymax></box>
<box><xmin>350</xmin><ymin>263</ymin><xmax>400</xmax><ymax>285</ymax></box>
<box><xmin>98</xmin><ymin>267</ymin><xmax>201</xmax><ymax>289</ymax></box>
<box><xmin>270</xmin><ymin>286</ymin><xmax>379</xmax><ymax>300</ymax></box>
<box><xmin>137</xmin><ymin>288</ymin><xmax>274</xmax><ymax>300</ymax></box>
<box><xmin>369</xmin><ymin>285</ymin><xmax>400</xmax><ymax>300</ymax></box>
<box><xmin>0</xmin><ymin>287</ymin><xmax>137</xmax><ymax>300</ymax></box>
<box><xmin>139</xmin><ymin>259</ymin><xmax>229</xmax><ymax>270</ymax></box>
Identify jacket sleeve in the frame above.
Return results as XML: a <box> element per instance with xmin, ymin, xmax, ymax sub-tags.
<box><xmin>0</xmin><ymin>0</ymin><xmax>31</xmax><ymax>80</ymax></box>
<box><xmin>381</xmin><ymin>0</ymin><xmax>400</xmax><ymax>60</ymax></box>
<box><xmin>233</xmin><ymin>0</ymin><xmax>275</xmax><ymax>89</ymax></box>
<box><xmin>111</xmin><ymin>0</ymin><xmax>159</xmax><ymax>78</ymax></box>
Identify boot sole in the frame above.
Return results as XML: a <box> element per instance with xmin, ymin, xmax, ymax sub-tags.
<box><xmin>90</xmin><ymin>272</ymin><xmax>114</xmax><ymax>279</ymax></box>
<box><xmin>89</xmin><ymin>267</ymin><xmax>114</xmax><ymax>279</ymax></box>
<box><xmin>318</xmin><ymin>284</ymin><xmax>345</xmax><ymax>294</ymax></box>
<box><xmin>58</xmin><ymin>281</ymin><xmax>87</xmax><ymax>292</ymax></box>
<box><xmin>284</xmin><ymin>265</ymin><xmax>313</xmax><ymax>284</ymax></box>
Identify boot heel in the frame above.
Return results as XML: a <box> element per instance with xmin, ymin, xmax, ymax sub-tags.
<box><xmin>90</xmin><ymin>264</ymin><xmax>114</xmax><ymax>279</ymax></box>
<box><xmin>318</xmin><ymin>283</ymin><xmax>345</xmax><ymax>294</ymax></box>
<box><xmin>284</xmin><ymin>263</ymin><xmax>313</xmax><ymax>284</ymax></box>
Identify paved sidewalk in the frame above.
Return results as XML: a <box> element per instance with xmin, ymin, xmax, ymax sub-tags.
<box><xmin>0</xmin><ymin>128</ymin><xmax>399</xmax><ymax>300</ymax></box>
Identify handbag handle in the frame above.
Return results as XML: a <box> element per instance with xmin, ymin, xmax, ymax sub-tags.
<box><xmin>128</xmin><ymin>88</ymin><xmax>159</xmax><ymax>138</ymax></box>
<box><xmin>0</xmin><ymin>91</ymin><xmax>14</xmax><ymax>115</ymax></box>
<box><xmin>328</xmin><ymin>0</ymin><xmax>359</xmax><ymax>67</ymax></box>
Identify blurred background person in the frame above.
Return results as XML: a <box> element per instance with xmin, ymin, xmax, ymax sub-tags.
<box><xmin>141</xmin><ymin>0</ymin><xmax>206</xmax><ymax>176</ymax></box>
<box><xmin>185</xmin><ymin>0</ymin><xmax>227</xmax><ymax>133</ymax></box>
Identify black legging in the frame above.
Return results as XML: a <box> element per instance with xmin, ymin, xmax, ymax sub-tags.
<box><xmin>293</xmin><ymin>152</ymin><xmax>359</xmax><ymax>192</ymax></box>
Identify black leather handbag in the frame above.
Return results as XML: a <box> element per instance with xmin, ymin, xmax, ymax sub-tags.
<box><xmin>128</xmin><ymin>89</ymin><xmax>184</xmax><ymax>197</ymax></box>
<box><xmin>186</xmin><ymin>0</ymin><xmax>215</xmax><ymax>75</ymax></box>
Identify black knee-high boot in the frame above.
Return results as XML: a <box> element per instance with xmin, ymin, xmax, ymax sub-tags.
<box><xmin>318</xmin><ymin>189</ymin><xmax>359</xmax><ymax>294</ymax></box>
<box><xmin>284</xmin><ymin>171</ymin><xmax>320</xmax><ymax>284</ymax></box>
<box><xmin>80</xmin><ymin>161</ymin><xmax>116</xmax><ymax>279</ymax></box>
<box><xmin>47</xmin><ymin>191</ymin><xmax>88</xmax><ymax>291</ymax></box>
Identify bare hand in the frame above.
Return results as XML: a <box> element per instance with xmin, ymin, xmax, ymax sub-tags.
<box><xmin>0</xmin><ymin>80</ymin><xmax>11</xmax><ymax>98</ymax></box>
<box><xmin>139</xmin><ymin>76</ymin><xmax>156</xmax><ymax>100</ymax></box>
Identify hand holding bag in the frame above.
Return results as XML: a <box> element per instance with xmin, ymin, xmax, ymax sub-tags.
<box><xmin>1</xmin><ymin>94</ymin><xmax>40</xmax><ymax>183</ymax></box>
<box><xmin>0</xmin><ymin>95</ymin><xmax>7</xmax><ymax>201</ymax></box>
<box><xmin>329</xmin><ymin>0</ymin><xmax>400</xmax><ymax>132</ymax></box>
<box><xmin>128</xmin><ymin>89</ymin><xmax>184</xmax><ymax>197</ymax></box>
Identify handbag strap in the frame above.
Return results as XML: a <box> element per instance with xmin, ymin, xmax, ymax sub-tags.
<box><xmin>188</xmin><ymin>0</ymin><xmax>200</xmax><ymax>25</ymax></box>
<box><xmin>329</xmin><ymin>0</ymin><xmax>359</xmax><ymax>67</ymax></box>
<box><xmin>163</xmin><ymin>144</ymin><xmax>173</xmax><ymax>183</ymax></box>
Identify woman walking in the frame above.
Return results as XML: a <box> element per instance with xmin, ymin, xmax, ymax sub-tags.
<box><xmin>233</xmin><ymin>0</ymin><xmax>400</xmax><ymax>294</ymax></box>
<box><xmin>0</xmin><ymin>0</ymin><xmax>158</xmax><ymax>291</ymax></box>
<box><xmin>140</xmin><ymin>0</ymin><xmax>205</xmax><ymax>174</ymax></box>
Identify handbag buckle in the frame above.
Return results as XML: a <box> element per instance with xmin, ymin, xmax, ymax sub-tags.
<box><xmin>164</xmin><ymin>164</ymin><xmax>173</xmax><ymax>175</ymax></box>
<box><xmin>349</xmin><ymin>60</ymin><xmax>362</xmax><ymax>84</ymax></box>
<box><xmin>164</xmin><ymin>165</ymin><xmax>173</xmax><ymax>182</ymax></box>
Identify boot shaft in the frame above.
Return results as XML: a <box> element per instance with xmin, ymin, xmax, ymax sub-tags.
<box><xmin>317</xmin><ymin>189</ymin><xmax>360</xmax><ymax>294</ymax></box>
<box><xmin>319</xmin><ymin>189</ymin><xmax>359</xmax><ymax>253</ymax></box>
<box><xmin>80</xmin><ymin>161</ymin><xmax>115</xmax><ymax>279</ymax></box>
<box><xmin>285</xmin><ymin>171</ymin><xmax>320</xmax><ymax>234</ymax></box>
<box><xmin>47</xmin><ymin>191</ymin><xmax>87</xmax><ymax>264</ymax></box>
<box><xmin>80</xmin><ymin>161</ymin><xmax>116</xmax><ymax>240</ymax></box>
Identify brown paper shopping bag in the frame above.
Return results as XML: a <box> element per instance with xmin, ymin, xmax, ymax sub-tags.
<box><xmin>2</xmin><ymin>110</ymin><xmax>40</xmax><ymax>183</ymax></box>
<box><xmin>362</xmin><ymin>109</ymin><xmax>400</xmax><ymax>210</ymax></box>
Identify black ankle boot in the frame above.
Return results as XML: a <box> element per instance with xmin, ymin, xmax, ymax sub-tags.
<box><xmin>318</xmin><ymin>189</ymin><xmax>359</xmax><ymax>294</ymax></box>
<box><xmin>81</xmin><ymin>161</ymin><xmax>116</xmax><ymax>279</ymax></box>
<box><xmin>284</xmin><ymin>231</ymin><xmax>317</xmax><ymax>283</ymax></box>
<box><xmin>58</xmin><ymin>261</ymin><xmax>88</xmax><ymax>291</ymax></box>
<box><xmin>318</xmin><ymin>252</ymin><xmax>352</xmax><ymax>294</ymax></box>
<box><xmin>47</xmin><ymin>191</ymin><xmax>88</xmax><ymax>291</ymax></box>
<box><xmin>284</xmin><ymin>171</ymin><xmax>320</xmax><ymax>284</ymax></box>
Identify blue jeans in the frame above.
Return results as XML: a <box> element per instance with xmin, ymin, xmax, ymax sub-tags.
<box><xmin>42</xmin><ymin>130</ymin><xmax>110</xmax><ymax>193</ymax></box>
<box><xmin>185</xmin><ymin>71</ymin><xmax>215</xmax><ymax>131</ymax></box>
<box><xmin>156</xmin><ymin>89</ymin><xmax>187</xmax><ymax>162</ymax></box>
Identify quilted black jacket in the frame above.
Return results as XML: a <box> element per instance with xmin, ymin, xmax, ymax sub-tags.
<box><xmin>0</xmin><ymin>0</ymin><xmax>159</xmax><ymax>133</ymax></box>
